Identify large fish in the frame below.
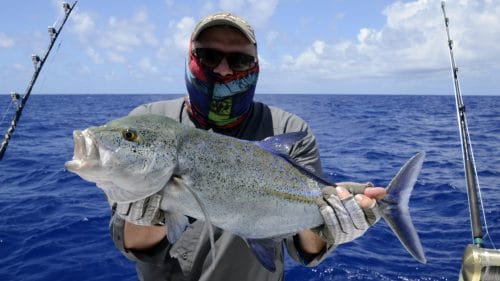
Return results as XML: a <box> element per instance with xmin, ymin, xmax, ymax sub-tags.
<box><xmin>65</xmin><ymin>114</ymin><xmax>426</xmax><ymax>271</ymax></box>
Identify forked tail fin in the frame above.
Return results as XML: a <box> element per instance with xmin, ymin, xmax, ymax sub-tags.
<box><xmin>378</xmin><ymin>152</ymin><xmax>427</xmax><ymax>263</ymax></box>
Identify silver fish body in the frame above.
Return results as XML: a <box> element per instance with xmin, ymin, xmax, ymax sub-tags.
<box><xmin>65</xmin><ymin>114</ymin><xmax>427</xmax><ymax>270</ymax></box>
<box><xmin>65</xmin><ymin>114</ymin><xmax>325</xmax><ymax>238</ymax></box>
<box><xmin>160</xmin><ymin>125</ymin><xmax>327</xmax><ymax>238</ymax></box>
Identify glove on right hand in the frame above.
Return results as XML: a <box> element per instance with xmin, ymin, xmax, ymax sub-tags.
<box><xmin>317</xmin><ymin>182</ymin><xmax>381</xmax><ymax>246</ymax></box>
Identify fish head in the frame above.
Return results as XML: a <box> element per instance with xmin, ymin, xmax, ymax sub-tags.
<box><xmin>65</xmin><ymin>114</ymin><xmax>180</xmax><ymax>203</ymax></box>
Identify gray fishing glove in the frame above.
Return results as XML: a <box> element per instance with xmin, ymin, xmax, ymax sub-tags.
<box><xmin>112</xmin><ymin>193</ymin><xmax>165</xmax><ymax>226</ymax></box>
<box><xmin>318</xmin><ymin>182</ymin><xmax>380</xmax><ymax>245</ymax></box>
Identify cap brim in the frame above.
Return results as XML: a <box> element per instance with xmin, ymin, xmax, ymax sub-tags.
<box><xmin>191</xmin><ymin>13</ymin><xmax>256</xmax><ymax>44</ymax></box>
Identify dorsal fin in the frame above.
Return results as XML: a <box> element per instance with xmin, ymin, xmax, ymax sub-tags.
<box><xmin>254</xmin><ymin>132</ymin><xmax>336</xmax><ymax>187</ymax></box>
<box><xmin>257</xmin><ymin>132</ymin><xmax>307</xmax><ymax>155</ymax></box>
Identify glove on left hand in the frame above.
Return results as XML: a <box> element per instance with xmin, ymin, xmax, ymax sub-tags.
<box><xmin>113</xmin><ymin>193</ymin><xmax>165</xmax><ymax>226</ymax></box>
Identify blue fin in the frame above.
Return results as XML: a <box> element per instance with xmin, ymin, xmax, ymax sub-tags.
<box><xmin>378</xmin><ymin>151</ymin><xmax>427</xmax><ymax>264</ymax></box>
<box><xmin>165</xmin><ymin>212</ymin><xmax>189</xmax><ymax>244</ymax></box>
<box><xmin>246</xmin><ymin>239</ymin><xmax>279</xmax><ymax>272</ymax></box>
<box><xmin>258</xmin><ymin>132</ymin><xmax>307</xmax><ymax>155</ymax></box>
<box><xmin>255</xmin><ymin>132</ymin><xmax>336</xmax><ymax>187</ymax></box>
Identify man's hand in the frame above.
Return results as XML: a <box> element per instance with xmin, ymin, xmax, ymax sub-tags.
<box><xmin>123</xmin><ymin>222</ymin><xmax>166</xmax><ymax>250</ymax></box>
<box><xmin>318</xmin><ymin>182</ymin><xmax>385</xmax><ymax>246</ymax></box>
<box><xmin>114</xmin><ymin>193</ymin><xmax>165</xmax><ymax>226</ymax></box>
<box><xmin>113</xmin><ymin>193</ymin><xmax>167</xmax><ymax>250</ymax></box>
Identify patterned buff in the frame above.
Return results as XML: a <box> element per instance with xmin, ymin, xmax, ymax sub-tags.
<box><xmin>185</xmin><ymin>43</ymin><xmax>259</xmax><ymax>129</ymax></box>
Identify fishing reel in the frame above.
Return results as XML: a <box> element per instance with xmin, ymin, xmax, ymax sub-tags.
<box><xmin>459</xmin><ymin>245</ymin><xmax>500</xmax><ymax>281</ymax></box>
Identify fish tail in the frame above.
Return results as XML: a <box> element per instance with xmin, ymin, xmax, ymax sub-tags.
<box><xmin>378</xmin><ymin>152</ymin><xmax>427</xmax><ymax>264</ymax></box>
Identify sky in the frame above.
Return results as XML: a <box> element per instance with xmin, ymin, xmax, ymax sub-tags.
<box><xmin>0</xmin><ymin>0</ymin><xmax>499</xmax><ymax>95</ymax></box>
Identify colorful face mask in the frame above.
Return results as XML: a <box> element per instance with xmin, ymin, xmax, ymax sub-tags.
<box><xmin>185</xmin><ymin>43</ymin><xmax>259</xmax><ymax>128</ymax></box>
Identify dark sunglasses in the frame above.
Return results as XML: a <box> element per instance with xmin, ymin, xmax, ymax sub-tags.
<box><xmin>193</xmin><ymin>48</ymin><xmax>257</xmax><ymax>72</ymax></box>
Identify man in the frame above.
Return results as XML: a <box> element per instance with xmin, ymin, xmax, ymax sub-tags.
<box><xmin>109</xmin><ymin>12</ymin><xmax>385</xmax><ymax>281</ymax></box>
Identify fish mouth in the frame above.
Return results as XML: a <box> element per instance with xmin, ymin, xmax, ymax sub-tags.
<box><xmin>65</xmin><ymin>129</ymin><xmax>101</xmax><ymax>172</ymax></box>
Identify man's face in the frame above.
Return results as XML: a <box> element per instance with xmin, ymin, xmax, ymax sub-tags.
<box><xmin>193</xmin><ymin>26</ymin><xmax>257</xmax><ymax>77</ymax></box>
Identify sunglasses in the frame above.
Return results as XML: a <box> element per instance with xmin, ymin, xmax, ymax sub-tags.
<box><xmin>193</xmin><ymin>48</ymin><xmax>257</xmax><ymax>72</ymax></box>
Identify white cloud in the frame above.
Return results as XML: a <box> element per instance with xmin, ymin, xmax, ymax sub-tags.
<box><xmin>77</xmin><ymin>64</ymin><xmax>92</xmax><ymax>74</ymax></box>
<box><xmin>257</xmin><ymin>55</ymin><xmax>270</xmax><ymax>69</ymax></box>
<box><xmin>69</xmin><ymin>8</ymin><xmax>158</xmax><ymax>57</ymax></box>
<box><xmin>13</xmin><ymin>63</ymin><xmax>27</xmax><ymax>71</ymax></box>
<box><xmin>216</xmin><ymin>0</ymin><xmax>278</xmax><ymax>28</ymax></box>
<box><xmin>51</xmin><ymin>0</ymin><xmax>67</xmax><ymax>20</ymax></box>
<box><xmin>70</xmin><ymin>11</ymin><xmax>96</xmax><ymax>41</ymax></box>
<box><xmin>107</xmin><ymin>52</ymin><xmax>127</xmax><ymax>64</ymax></box>
<box><xmin>86</xmin><ymin>47</ymin><xmax>103</xmax><ymax>64</ymax></box>
<box><xmin>265</xmin><ymin>30</ymin><xmax>278</xmax><ymax>47</ymax></box>
<box><xmin>289</xmin><ymin>40</ymin><xmax>325</xmax><ymax>68</ymax></box>
<box><xmin>278</xmin><ymin>0</ymin><xmax>500</xmax><ymax>83</ymax></box>
<box><xmin>98</xmin><ymin>10</ymin><xmax>158</xmax><ymax>53</ymax></box>
<box><xmin>357</xmin><ymin>28</ymin><xmax>381</xmax><ymax>48</ymax></box>
<box><xmin>155</xmin><ymin>16</ymin><xmax>194</xmax><ymax>64</ymax></box>
<box><xmin>161</xmin><ymin>75</ymin><xmax>174</xmax><ymax>83</ymax></box>
<box><xmin>219</xmin><ymin>0</ymin><xmax>244</xmax><ymax>11</ymax></box>
<box><xmin>246</xmin><ymin>0</ymin><xmax>279</xmax><ymax>27</ymax></box>
<box><xmin>165</xmin><ymin>0</ymin><xmax>175</xmax><ymax>7</ymax></box>
<box><xmin>104</xmin><ymin>71</ymin><xmax>118</xmax><ymax>81</ymax></box>
<box><xmin>0</xmin><ymin>33</ymin><xmax>14</xmax><ymax>48</ymax></box>
<box><xmin>137</xmin><ymin>57</ymin><xmax>159</xmax><ymax>74</ymax></box>
<box><xmin>200</xmin><ymin>1</ymin><xmax>216</xmax><ymax>15</ymax></box>
<box><xmin>173</xmin><ymin>17</ymin><xmax>195</xmax><ymax>51</ymax></box>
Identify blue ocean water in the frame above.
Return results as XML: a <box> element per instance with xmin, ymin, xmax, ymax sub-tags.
<box><xmin>0</xmin><ymin>94</ymin><xmax>499</xmax><ymax>281</ymax></box>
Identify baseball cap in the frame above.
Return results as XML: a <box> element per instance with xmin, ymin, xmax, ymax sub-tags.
<box><xmin>191</xmin><ymin>12</ymin><xmax>256</xmax><ymax>45</ymax></box>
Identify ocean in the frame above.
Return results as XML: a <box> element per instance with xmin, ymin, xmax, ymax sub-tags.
<box><xmin>0</xmin><ymin>94</ymin><xmax>499</xmax><ymax>280</ymax></box>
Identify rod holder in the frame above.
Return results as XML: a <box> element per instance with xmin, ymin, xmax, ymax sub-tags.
<box><xmin>10</xmin><ymin>91</ymin><xmax>20</xmax><ymax>102</ymax></box>
<box><xmin>63</xmin><ymin>2</ymin><xmax>70</xmax><ymax>14</ymax></box>
<box><xmin>31</xmin><ymin>54</ymin><xmax>41</xmax><ymax>69</ymax></box>
<box><xmin>48</xmin><ymin>26</ymin><xmax>57</xmax><ymax>39</ymax></box>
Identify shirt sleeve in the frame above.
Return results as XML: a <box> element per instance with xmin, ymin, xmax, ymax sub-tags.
<box><xmin>109</xmin><ymin>209</ymin><xmax>172</xmax><ymax>265</ymax></box>
<box><xmin>285</xmin><ymin>235</ymin><xmax>337</xmax><ymax>267</ymax></box>
<box><xmin>269</xmin><ymin>105</ymin><xmax>322</xmax><ymax>176</ymax></box>
<box><xmin>128</xmin><ymin>98</ymin><xmax>185</xmax><ymax>118</ymax></box>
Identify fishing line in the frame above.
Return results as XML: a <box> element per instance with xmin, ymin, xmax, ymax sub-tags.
<box><xmin>36</xmin><ymin>39</ymin><xmax>63</xmax><ymax>95</ymax></box>
<box><xmin>53</xmin><ymin>11</ymin><xmax>64</xmax><ymax>28</ymax></box>
<box><xmin>463</xmin><ymin>102</ymin><xmax>496</xmax><ymax>249</ymax></box>
<box><xmin>467</xmin><ymin>120</ymin><xmax>496</xmax><ymax>249</ymax></box>
<box><xmin>183</xmin><ymin>183</ymin><xmax>217</xmax><ymax>264</ymax></box>
<box><xmin>173</xmin><ymin>176</ymin><xmax>218</xmax><ymax>264</ymax></box>
<box><xmin>0</xmin><ymin>98</ymin><xmax>16</xmax><ymax>126</ymax></box>
<box><xmin>38</xmin><ymin>4</ymin><xmax>65</xmax><ymax>93</ymax></box>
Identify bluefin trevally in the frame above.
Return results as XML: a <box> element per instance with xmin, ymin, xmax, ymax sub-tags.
<box><xmin>65</xmin><ymin>114</ymin><xmax>426</xmax><ymax>271</ymax></box>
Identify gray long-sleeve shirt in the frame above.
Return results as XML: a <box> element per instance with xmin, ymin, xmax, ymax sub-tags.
<box><xmin>109</xmin><ymin>97</ymin><xmax>335</xmax><ymax>281</ymax></box>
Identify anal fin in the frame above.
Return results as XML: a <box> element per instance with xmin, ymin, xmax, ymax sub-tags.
<box><xmin>165</xmin><ymin>212</ymin><xmax>189</xmax><ymax>244</ymax></box>
<box><xmin>246</xmin><ymin>238</ymin><xmax>279</xmax><ymax>272</ymax></box>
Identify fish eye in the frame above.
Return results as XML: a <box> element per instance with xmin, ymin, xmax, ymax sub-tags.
<box><xmin>121</xmin><ymin>129</ymin><xmax>141</xmax><ymax>143</ymax></box>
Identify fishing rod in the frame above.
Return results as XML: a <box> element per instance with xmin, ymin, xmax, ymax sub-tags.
<box><xmin>441</xmin><ymin>0</ymin><xmax>482</xmax><ymax>248</ymax></box>
<box><xmin>0</xmin><ymin>1</ymin><xmax>77</xmax><ymax>161</ymax></box>
<box><xmin>441</xmin><ymin>1</ymin><xmax>500</xmax><ymax>280</ymax></box>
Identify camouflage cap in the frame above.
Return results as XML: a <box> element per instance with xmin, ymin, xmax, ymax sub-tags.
<box><xmin>191</xmin><ymin>12</ymin><xmax>256</xmax><ymax>45</ymax></box>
